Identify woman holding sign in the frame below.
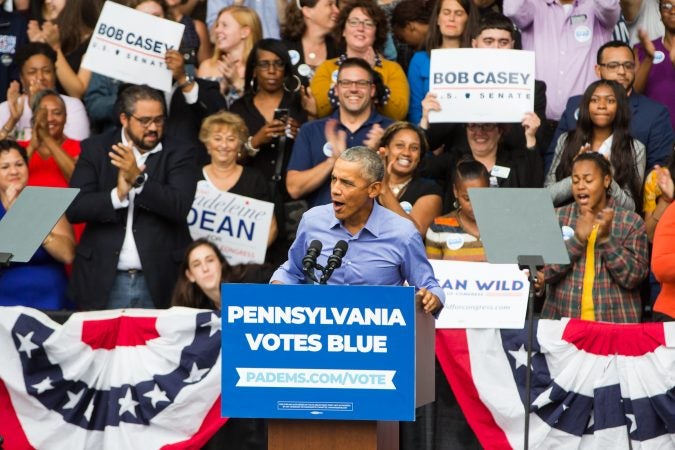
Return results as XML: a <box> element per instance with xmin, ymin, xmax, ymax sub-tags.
<box><xmin>545</xmin><ymin>80</ymin><xmax>645</xmax><ymax>211</ymax></box>
<box><xmin>196</xmin><ymin>111</ymin><xmax>278</xmax><ymax>250</ymax></box>
<box><xmin>406</xmin><ymin>0</ymin><xmax>478</xmax><ymax>123</ymax></box>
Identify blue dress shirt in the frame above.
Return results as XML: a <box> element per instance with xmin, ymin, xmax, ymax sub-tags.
<box><xmin>271</xmin><ymin>202</ymin><xmax>445</xmax><ymax>304</ymax></box>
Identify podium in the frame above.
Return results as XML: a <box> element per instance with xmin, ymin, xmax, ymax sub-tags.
<box><xmin>220</xmin><ymin>284</ymin><xmax>436</xmax><ymax>450</ymax></box>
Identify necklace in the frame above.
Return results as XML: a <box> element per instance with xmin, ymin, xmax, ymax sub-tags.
<box><xmin>389</xmin><ymin>178</ymin><xmax>412</xmax><ymax>197</ymax></box>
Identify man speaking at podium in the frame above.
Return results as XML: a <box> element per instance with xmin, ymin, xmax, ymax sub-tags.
<box><xmin>271</xmin><ymin>146</ymin><xmax>444</xmax><ymax>315</ymax></box>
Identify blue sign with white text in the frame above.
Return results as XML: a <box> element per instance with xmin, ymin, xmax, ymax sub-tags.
<box><xmin>221</xmin><ymin>284</ymin><xmax>416</xmax><ymax>421</ymax></box>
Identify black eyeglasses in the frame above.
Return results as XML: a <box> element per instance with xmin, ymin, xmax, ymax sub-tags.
<box><xmin>660</xmin><ymin>3</ymin><xmax>673</xmax><ymax>12</ymax></box>
<box><xmin>129</xmin><ymin>114</ymin><xmax>165</xmax><ymax>128</ymax></box>
<box><xmin>336</xmin><ymin>79</ymin><xmax>372</xmax><ymax>89</ymax></box>
<box><xmin>256</xmin><ymin>60</ymin><xmax>285</xmax><ymax>71</ymax></box>
<box><xmin>598</xmin><ymin>61</ymin><xmax>636</xmax><ymax>71</ymax></box>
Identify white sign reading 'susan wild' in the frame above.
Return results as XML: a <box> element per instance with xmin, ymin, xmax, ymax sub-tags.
<box><xmin>429</xmin><ymin>48</ymin><xmax>535</xmax><ymax>124</ymax></box>
<box><xmin>188</xmin><ymin>181</ymin><xmax>274</xmax><ymax>265</ymax></box>
<box><xmin>81</xmin><ymin>1</ymin><xmax>184</xmax><ymax>92</ymax></box>
<box><xmin>431</xmin><ymin>260</ymin><xmax>529</xmax><ymax>329</ymax></box>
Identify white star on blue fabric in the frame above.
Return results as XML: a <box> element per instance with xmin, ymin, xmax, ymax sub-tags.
<box><xmin>143</xmin><ymin>384</ymin><xmax>170</xmax><ymax>408</ymax></box>
<box><xmin>626</xmin><ymin>413</ymin><xmax>637</xmax><ymax>433</ymax></box>
<box><xmin>118</xmin><ymin>388</ymin><xmax>139</xmax><ymax>418</ymax></box>
<box><xmin>16</xmin><ymin>331</ymin><xmax>39</xmax><ymax>358</ymax></box>
<box><xmin>531</xmin><ymin>386</ymin><xmax>553</xmax><ymax>409</ymax></box>
<box><xmin>183</xmin><ymin>362</ymin><xmax>209</xmax><ymax>383</ymax></box>
<box><xmin>586</xmin><ymin>412</ymin><xmax>595</xmax><ymax>430</ymax></box>
<box><xmin>32</xmin><ymin>376</ymin><xmax>54</xmax><ymax>394</ymax></box>
<box><xmin>200</xmin><ymin>312</ymin><xmax>221</xmax><ymax>337</ymax></box>
<box><xmin>63</xmin><ymin>389</ymin><xmax>84</xmax><ymax>409</ymax></box>
<box><xmin>507</xmin><ymin>344</ymin><xmax>530</xmax><ymax>370</ymax></box>
<box><xmin>84</xmin><ymin>397</ymin><xmax>95</xmax><ymax>422</ymax></box>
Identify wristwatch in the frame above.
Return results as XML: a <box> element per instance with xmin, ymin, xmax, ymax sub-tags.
<box><xmin>133</xmin><ymin>173</ymin><xmax>147</xmax><ymax>189</ymax></box>
<box><xmin>177</xmin><ymin>74</ymin><xmax>195</xmax><ymax>89</ymax></box>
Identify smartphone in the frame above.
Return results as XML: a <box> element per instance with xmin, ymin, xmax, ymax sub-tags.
<box><xmin>273</xmin><ymin>108</ymin><xmax>289</xmax><ymax>124</ymax></box>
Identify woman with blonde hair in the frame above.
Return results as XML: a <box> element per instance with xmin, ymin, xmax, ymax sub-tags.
<box><xmin>197</xmin><ymin>5</ymin><xmax>263</xmax><ymax>106</ymax></box>
<box><xmin>197</xmin><ymin>110</ymin><xmax>278</xmax><ymax>249</ymax></box>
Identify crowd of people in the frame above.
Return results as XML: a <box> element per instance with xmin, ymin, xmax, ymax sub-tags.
<box><xmin>0</xmin><ymin>0</ymin><xmax>673</xmax><ymax>447</ymax></box>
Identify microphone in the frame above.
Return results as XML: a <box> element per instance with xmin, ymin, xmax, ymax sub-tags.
<box><xmin>320</xmin><ymin>240</ymin><xmax>348</xmax><ymax>284</ymax></box>
<box><xmin>302</xmin><ymin>240</ymin><xmax>322</xmax><ymax>282</ymax></box>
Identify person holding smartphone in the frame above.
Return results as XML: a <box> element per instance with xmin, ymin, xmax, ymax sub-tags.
<box><xmin>230</xmin><ymin>38</ymin><xmax>308</xmax><ymax>263</ymax></box>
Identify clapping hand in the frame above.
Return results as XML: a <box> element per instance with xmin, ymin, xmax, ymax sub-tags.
<box><xmin>109</xmin><ymin>142</ymin><xmax>142</xmax><ymax>200</ymax></box>
<box><xmin>6</xmin><ymin>81</ymin><xmax>25</xmax><ymax>123</ymax></box>
<box><xmin>363</xmin><ymin>123</ymin><xmax>384</xmax><ymax>151</ymax></box>
<box><xmin>324</xmin><ymin>119</ymin><xmax>347</xmax><ymax>160</ymax></box>
<box><xmin>595</xmin><ymin>208</ymin><xmax>614</xmax><ymax>243</ymax></box>
<box><xmin>654</xmin><ymin>165</ymin><xmax>675</xmax><ymax>201</ymax></box>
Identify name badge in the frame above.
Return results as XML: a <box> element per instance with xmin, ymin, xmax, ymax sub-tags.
<box><xmin>491</xmin><ymin>165</ymin><xmax>511</xmax><ymax>179</ymax></box>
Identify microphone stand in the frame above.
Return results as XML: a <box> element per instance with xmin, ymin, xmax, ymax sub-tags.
<box><xmin>517</xmin><ymin>254</ymin><xmax>544</xmax><ymax>450</ymax></box>
<box><xmin>303</xmin><ymin>263</ymin><xmax>334</xmax><ymax>285</ymax></box>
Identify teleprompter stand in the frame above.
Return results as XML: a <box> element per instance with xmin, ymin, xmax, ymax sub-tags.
<box><xmin>469</xmin><ymin>188</ymin><xmax>569</xmax><ymax>450</ymax></box>
<box><xmin>0</xmin><ymin>187</ymin><xmax>79</xmax><ymax>267</ymax></box>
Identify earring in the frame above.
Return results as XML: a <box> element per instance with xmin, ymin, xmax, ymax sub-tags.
<box><xmin>283</xmin><ymin>75</ymin><xmax>302</xmax><ymax>93</ymax></box>
<box><xmin>453</xmin><ymin>200</ymin><xmax>459</xmax><ymax>209</ymax></box>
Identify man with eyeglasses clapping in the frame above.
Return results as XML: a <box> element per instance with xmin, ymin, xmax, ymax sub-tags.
<box><xmin>286</xmin><ymin>57</ymin><xmax>393</xmax><ymax>209</ymax></box>
<box><xmin>66</xmin><ymin>84</ymin><xmax>197</xmax><ymax>311</ymax></box>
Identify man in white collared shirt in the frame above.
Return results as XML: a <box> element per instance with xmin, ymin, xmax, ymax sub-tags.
<box><xmin>67</xmin><ymin>84</ymin><xmax>197</xmax><ymax>310</ymax></box>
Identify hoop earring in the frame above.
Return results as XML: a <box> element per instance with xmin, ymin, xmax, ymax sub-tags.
<box><xmin>453</xmin><ymin>200</ymin><xmax>459</xmax><ymax>210</ymax></box>
<box><xmin>283</xmin><ymin>75</ymin><xmax>302</xmax><ymax>93</ymax></box>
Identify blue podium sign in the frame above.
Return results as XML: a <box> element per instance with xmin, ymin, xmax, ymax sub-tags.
<box><xmin>221</xmin><ymin>284</ymin><xmax>416</xmax><ymax>421</ymax></box>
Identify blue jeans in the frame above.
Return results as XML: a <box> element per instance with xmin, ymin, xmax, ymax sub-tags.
<box><xmin>106</xmin><ymin>271</ymin><xmax>155</xmax><ymax>309</ymax></box>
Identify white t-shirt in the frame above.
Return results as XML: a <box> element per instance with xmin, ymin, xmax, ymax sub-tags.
<box><xmin>0</xmin><ymin>94</ymin><xmax>90</xmax><ymax>141</ymax></box>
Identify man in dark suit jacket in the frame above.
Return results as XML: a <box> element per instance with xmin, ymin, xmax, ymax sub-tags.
<box><xmin>67</xmin><ymin>84</ymin><xmax>197</xmax><ymax>310</ymax></box>
<box><xmin>545</xmin><ymin>40</ymin><xmax>674</xmax><ymax>173</ymax></box>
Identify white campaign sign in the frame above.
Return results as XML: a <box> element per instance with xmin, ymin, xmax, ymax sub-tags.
<box><xmin>81</xmin><ymin>1</ymin><xmax>184</xmax><ymax>92</ymax></box>
<box><xmin>431</xmin><ymin>260</ymin><xmax>529</xmax><ymax>329</ymax></box>
<box><xmin>428</xmin><ymin>48</ymin><xmax>535</xmax><ymax>123</ymax></box>
<box><xmin>187</xmin><ymin>181</ymin><xmax>274</xmax><ymax>265</ymax></box>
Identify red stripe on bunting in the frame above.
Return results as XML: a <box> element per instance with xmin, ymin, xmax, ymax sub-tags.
<box><xmin>81</xmin><ymin>316</ymin><xmax>160</xmax><ymax>350</ymax></box>
<box><xmin>0</xmin><ymin>379</ymin><xmax>34</xmax><ymax>450</ymax></box>
<box><xmin>561</xmin><ymin>319</ymin><xmax>666</xmax><ymax>356</ymax></box>
<box><xmin>436</xmin><ymin>329</ymin><xmax>512</xmax><ymax>450</ymax></box>
<box><xmin>160</xmin><ymin>395</ymin><xmax>228</xmax><ymax>449</ymax></box>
